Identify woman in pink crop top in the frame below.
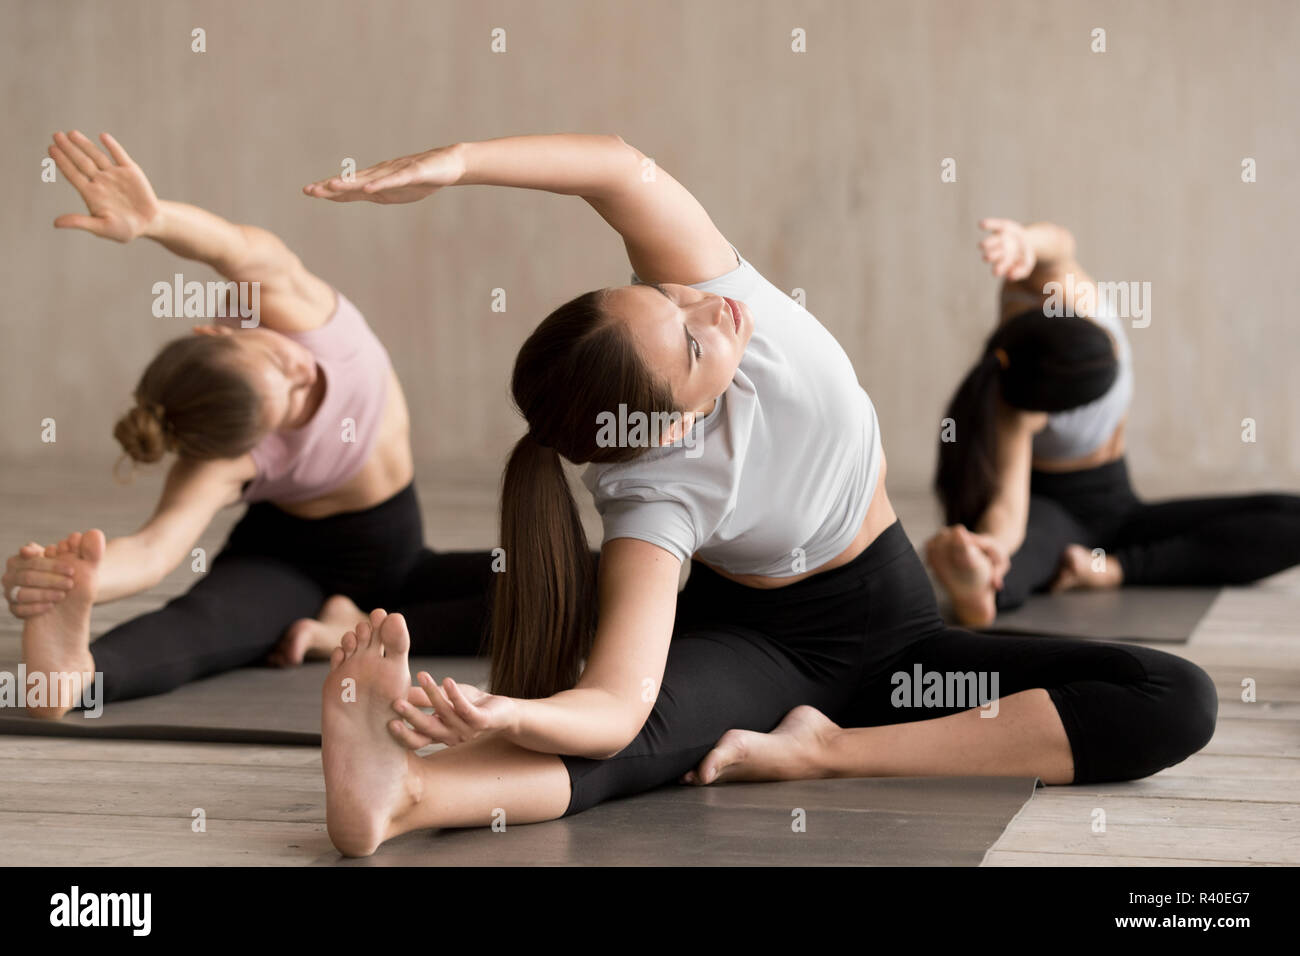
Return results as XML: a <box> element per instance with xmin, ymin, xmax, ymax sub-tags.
<box><xmin>4</xmin><ymin>131</ymin><xmax>496</xmax><ymax>716</ymax></box>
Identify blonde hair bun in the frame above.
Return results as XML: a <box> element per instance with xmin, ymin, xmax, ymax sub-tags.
<box><xmin>113</xmin><ymin>403</ymin><xmax>172</xmax><ymax>464</ymax></box>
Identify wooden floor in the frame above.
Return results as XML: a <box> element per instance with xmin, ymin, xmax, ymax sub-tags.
<box><xmin>1</xmin><ymin>462</ymin><xmax>1297</xmax><ymax>866</ymax></box>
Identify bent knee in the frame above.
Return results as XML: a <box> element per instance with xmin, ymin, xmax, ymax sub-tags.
<box><xmin>1122</xmin><ymin>654</ymin><xmax>1218</xmax><ymax>780</ymax></box>
<box><xmin>1163</xmin><ymin>655</ymin><xmax>1219</xmax><ymax>755</ymax></box>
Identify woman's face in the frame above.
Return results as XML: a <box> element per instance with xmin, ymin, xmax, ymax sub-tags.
<box><xmin>604</xmin><ymin>282</ymin><xmax>753</xmax><ymax>417</ymax></box>
<box><xmin>195</xmin><ymin>326</ymin><xmax>319</xmax><ymax>431</ymax></box>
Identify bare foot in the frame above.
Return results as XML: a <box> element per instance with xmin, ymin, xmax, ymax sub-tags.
<box><xmin>268</xmin><ymin>594</ymin><xmax>365</xmax><ymax>668</ymax></box>
<box><xmin>925</xmin><ymin>525</ymin><xmax>997</xmax><ymax>627</ymax></box>
<box><xmin>321</xmin><ymin>609</ymin><xmax>422</xmax><ymax>857</ymax></box>
<box><xmin>20</xmin><ymin>529</ymin><xmax>104</xmax><ymax>719</ymax></box>
<box><xmin>683</xmin><ymin>705</ymin><xmax>840</xmax><ymax>786</ymax></box>
<box><xmin>1051</xmin><ymin>543</ymin><xmax>1124</xmax><ymax>593</ymax></box>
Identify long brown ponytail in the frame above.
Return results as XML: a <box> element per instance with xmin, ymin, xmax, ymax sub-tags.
<box><xmin>491</xmin><ymin>289</ymin><xmax>677</xmax><ymax>699</ymax></box>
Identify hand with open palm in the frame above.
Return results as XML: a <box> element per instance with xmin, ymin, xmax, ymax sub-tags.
<box><xmin>386</xmin><ymin>673</ymin><xmax>519</xmax><ymax>750</ymax></box>
<box><xmin>302</xmin><ymin>145</ymin><xmax>466</xmax><ymax>204</ymax></box>
<box><xmin>48</xmin><ymin>130</ymin><xmax>160</xmax><ymax>243</ymax></box>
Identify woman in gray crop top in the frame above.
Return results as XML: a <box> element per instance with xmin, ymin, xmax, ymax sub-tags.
<box><xmin>928</xmin><ymin>218</ymin><xmax>1300</xmax><ymax>628</ymax></box>
<box><xmin>302</xmin><ymin>136</ymin><xmax>1218</xmax><ymax>858</ymax></box>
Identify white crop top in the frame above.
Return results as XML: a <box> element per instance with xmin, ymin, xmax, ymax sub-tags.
<box><xmin>581</xmin><ymin>248</ymin><xmax>883</xmax><ymax>577</ymax></box>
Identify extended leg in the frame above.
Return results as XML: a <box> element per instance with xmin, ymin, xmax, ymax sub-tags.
<box><xmin>92</xmin><ymin>551</ymin><xmax>324</xmax><ymax>701</ymax></box>
<box><xmin>1108</xmin><ymin>493</ymin><xmax>1300</xmax><ymax>586</ymax></box>
<box><xmin>320</xmin><ymin>609</ymin><xmax>571</xmax><ymax>857</ymax></box>
<box><xmin>320</xmin><ymin>616</ymin><xmax>841</xmax><ymax>855</ymax></box>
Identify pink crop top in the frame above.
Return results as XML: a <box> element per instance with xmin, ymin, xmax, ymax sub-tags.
<box><xmin>216</xmin><ymin>290</ymin><xmax>392</xmax><ymax>504</ymax></box>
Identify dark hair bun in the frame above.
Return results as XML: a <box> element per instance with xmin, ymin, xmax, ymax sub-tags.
<box><xmin>994</xmin><ymin>312</ymin><xmax>1119</xmax><ymax>413</ymax></box>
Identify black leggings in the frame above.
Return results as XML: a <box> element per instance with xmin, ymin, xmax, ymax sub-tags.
<box><xmin>91</xmin><ymin>482</ymin><xmax>496</xmax><ymax>702</ymax></box>
<box><xmin>997</xmin><ymin>458</ymin><xmax>1300</xmax><ymax>610</ymax></box>
<box><xmin>560</xmin><ymin>520</ymin><xmax>1217</xmax><ymax>815</ymax></box>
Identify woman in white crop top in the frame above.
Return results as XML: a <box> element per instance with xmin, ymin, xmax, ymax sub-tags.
<box><xmin>303</xmin><ymin>136</ymin><xmax>1218</xmax><ymax>858</ymax></box>
<box><xmin>928</xmin><ymin>218</ymin><xmax>1300</xmax><ymax>628</ymax></box>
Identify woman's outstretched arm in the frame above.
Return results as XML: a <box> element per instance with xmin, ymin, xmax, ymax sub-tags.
<box><xmin>49</xmin><ymin>130</ymin><xmax>334</xmax><ymax>331</ymax></box>
<box><xmin>304</xmin><ymin>133</ymin><xmax>737</xmax><ymax>284</ymax></box>
<box><xmin>1</xmin><ymin>455</ymin><xmax>251</xmax><ymax>615</ymax></box>
<box><xmin>505</xmin><ymin>537</ymin><xmax>682</xmax><ymax>758</ymax></box>
<box><xmin>387</xmin><ymin>537</ymin><xmax>682</xmax><ymax>760</ymax></box>
<box><xmin>93</xmin><ymin>456</ymin><xmax>252</xmax><ymax>603</ymax></box>
<box><xmin>972</xmin><ymin>217</ymin><xmax>1077</xmax><ymax>552</ymax></box>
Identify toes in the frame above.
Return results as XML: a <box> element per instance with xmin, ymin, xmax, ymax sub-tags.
<box><xmin>377</xmin><ymin>612</ymin><xmax>410</xmax><ymax>658</ymax></box>
<box><xmin>329</xmin><ymin>647</ymin><xmax>345</xmax><ymax>670</ymax></box>
<box><xmin>368</xmin><ymin>607</ymin><xmax>387</xmax><ymax>629</ymax></box>
<box><xmin>340</xmin><ymin>630</ymin><xmax>357</xmax><ymax>657</ymax></box>
<box><xmin>80</xmin><ymin>529</ymin><xmax>107</xmax><ymax>563</ymax></box>
<box><xmin>353</xmin><ymin>619</ymin><xmax>373</xmax><ymax>649</ymax></box>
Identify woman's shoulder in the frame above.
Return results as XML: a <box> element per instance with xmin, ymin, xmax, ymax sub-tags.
<box><xmin>632</xmin><ymin>243</ymin><xmax>756</xmax><ymax>295</ymax></box>
<box><xmin>284</xmin><ymin>289</ymin><xmax>385</xmax><ymax>363</ymax></box>
<box><xmin>582</xmin><ymin>440</ymin><xmax>731</xmax><ymax>509</ymax></box>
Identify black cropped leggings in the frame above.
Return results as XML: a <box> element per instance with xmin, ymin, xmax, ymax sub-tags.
<box><xmin>91</xmin><ymin>482</ymin><xmax>496</xmax><ymax>702</ymax></box>
<box><xmin>997</xmin><ymin>457</ymin><xmax>1300</xmax><ymax>610</ymax></box>
<box><xmin>560</xmin><ymin>520</ymin><xmax>1218</xmax><ymax>815</ymax></box>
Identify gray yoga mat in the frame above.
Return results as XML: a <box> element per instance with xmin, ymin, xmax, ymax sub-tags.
<box><xmin>0</xmin><ymin>655</ymin><xmax>1034</xmax><ymax>868</ymax></box>
<box><xmin>0</xmin><ymin>655</ymin><xmax>490</xmax><ymax>744</ymax></box>
<box><xmin>1</xmin><ymin>588</ymin><xmax>1219</xmax><ymax>743</ymax></box>
<box><xmin>1</xmin><ymin>653</ymin><xmax>1038</xmax><ymax>865</ymax></box>
<box><xmin>334</xmin><ymin>775</ymin><xmax>1038</xmax><ymax>867</ymax></box>
<box><xmin>978</xmin><ymin>587</ymin><xmax>1221</xmax><ymax>643</ymax></box>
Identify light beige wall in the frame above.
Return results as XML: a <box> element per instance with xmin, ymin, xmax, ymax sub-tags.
<box><xmin>3</xmin><ymin>0</ymin><xmax>1297</xmax><ymax>498</ymax></box>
